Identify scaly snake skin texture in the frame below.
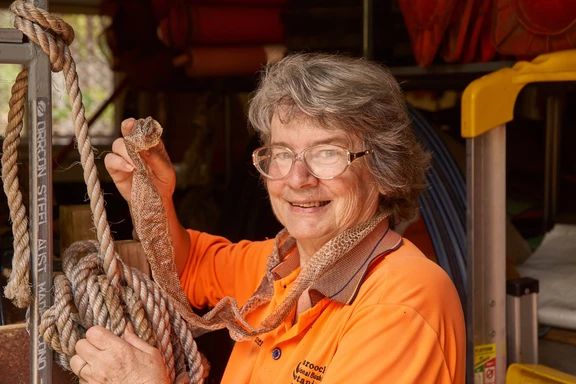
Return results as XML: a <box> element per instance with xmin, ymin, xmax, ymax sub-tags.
<box><xmin>124</xmin><ymin>119</ymin><xmax>388</xmax><ymax>343</ymax></box>
<box><xmin>125</xmin><ymin>117</ymin><xmax>197</xmax><ymax>323</ymax></box>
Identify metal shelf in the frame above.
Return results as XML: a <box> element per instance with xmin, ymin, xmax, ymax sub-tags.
<box><xmin>389</xmin><ymin>61</ymin><xmax>516</xmax><ymax>90</ymax></box>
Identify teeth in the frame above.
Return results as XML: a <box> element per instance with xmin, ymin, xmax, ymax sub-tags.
<box><xmin>292</xmin><ymin>201</ymin><xmax>328</xmax><ymax>208</ymax></box>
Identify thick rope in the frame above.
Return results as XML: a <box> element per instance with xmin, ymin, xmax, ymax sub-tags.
<box><xmin>2</xmin><ymin>69</ymin><xmax>31</xmax><ymax>308</ymax></box>
<box><xmin>1</xmin><ymin>1</ymin><xmax>203</xmax><ymax>382</ymax></box>
<box><xmin>1</xmin><ymin>1</ymin><xmax>390</xmax><ymax>383</ymax></box>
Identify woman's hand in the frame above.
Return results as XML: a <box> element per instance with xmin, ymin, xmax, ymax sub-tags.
<box><xmin>104</xmin><ymin>118</ymin><xmax>176</xmax><ymax>204</ymax></box>
<box><xmin>70</xmin><ymin>325</ymin><xmax>170</xmax><ymax>384</ymax></box>
<box><xmin>106</xmin><ymin>117</ymin><xmax>191</xmax><ymax>276</ymax></box>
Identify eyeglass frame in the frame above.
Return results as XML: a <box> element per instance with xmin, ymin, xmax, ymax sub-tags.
<box><xmin>252</xmin><ymin>144</ymin><xmax>374</xmax><ymax>180</ymax></box>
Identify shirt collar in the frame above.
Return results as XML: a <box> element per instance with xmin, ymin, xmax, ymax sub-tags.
<box><xmin>269</xmin><ymin>218</ymin><xmax>402</xmax><ymax>306</ymax></box>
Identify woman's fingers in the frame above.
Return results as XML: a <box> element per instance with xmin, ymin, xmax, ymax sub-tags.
<box><xmin>104</xmin><ymin>153</ymin><xmax>133</xmax><ymax>202</ymax></box>
<box><xmin>105</xmin><ymin>136</ymin><xmax>137</xmax><ymax>202</ymax></box>
<box><xmin>111</xmin><ymin>137</ymin><xmax>136</xmax><ymax>170</ymax></box>
<box><xmin>70</xmin><ymin>354</ymin><xmax>91</xmax><ymax>381</ymax></box>
<box><xmin>121</xmin><ymin>118</ymin><xmax>136</xmax><ymax>137</ymax></box>
<box><xmin>140</xmin><ymin>145</ymin><xmax>175</xmax><ymax>191</ymax></box>
<box><xmin>123</xmin><ymin>324</ymin><xmax>156</xmax><ymax>354</ymax></box>
<box><xmin>113</xmin><ymin>117</ymin><xmax>176</xmax><ymax>200</ymax></box>
<box><xmin>75</xmin><ymin>336</ymin><xmax>105</xmax><ymax>360</ymax></box>
<box><xmin>105</xmin><ymin>145</ymin><xmax>134</xmax><ymax>174</ymax></box>
<box><xmin>200</xmin><ymin>353</ymin><xmax>211</xmax><ymax>379</ymax></box>
<box><xmin>70</xmin><ymin>354</ymin><xmax>86</xmax><ymax>374</ymax></box>
<box><xmin>85</xmin><ymin>325</ymin><xmax>124</xmax><ymax>351</ymax></box>
<box><xmin>73</xmin><ymin>325</ymin><xmax>169</xmax><ymax>383</ymax></box>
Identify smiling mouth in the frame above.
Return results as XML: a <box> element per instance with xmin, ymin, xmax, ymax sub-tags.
<box><xmin>290</xmin><ymin>201</ymin><xmax>330</xmax><ymax>208</ymax></box>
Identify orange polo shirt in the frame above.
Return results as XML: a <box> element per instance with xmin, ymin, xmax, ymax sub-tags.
<box><xmin>180</xmin><ymin>220</ymin><xmax>465</xmax><ymax>383</ymax></box>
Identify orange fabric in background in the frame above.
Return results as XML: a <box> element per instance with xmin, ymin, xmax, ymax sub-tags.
<box><xmin>402</xmin><ymin>215</ymin><xmax>438</xmax><ymax>264</ymax></box>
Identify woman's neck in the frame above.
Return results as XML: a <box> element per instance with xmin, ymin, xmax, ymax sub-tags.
<box><xmin>296</xmin><ymin>242</ymin><xmax>314</xmax><ymax>267</ymax></box>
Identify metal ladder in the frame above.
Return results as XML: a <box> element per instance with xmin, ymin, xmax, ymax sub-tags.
<box><xmin>0</xmin><ymin>1</ymin><xmax>53</xmax><ymax>383</ymax></box>
<box><xmin>463</xmin><ymin>49</ymin><xmax>576</xmax><ymax>384</ymax></box>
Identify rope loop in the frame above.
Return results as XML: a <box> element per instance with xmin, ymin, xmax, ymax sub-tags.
<box><xmin>10</xmin><ymin>0</ymin><xmax>74</xmax><ymax>72</ymax></box>
<box><xmin>10</xmin><ymin>0</ymin><xmax>74</xmax><ymax>45</ymax></box>
<box><xmin>39</xmin><ymin>240</ymin><xmax>189</xmax><ymax>383</ymax></box>
<box><xmin>1</xmin><ymin>1</ymin><xmax>205</xmax><ymax>382</ymax></box>
<box><xmin>2</xmin><ymin>2</ymin><xmax>372</xmax><ymax>381</ymax></box>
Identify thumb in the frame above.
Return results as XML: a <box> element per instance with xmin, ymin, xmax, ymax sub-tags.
<box><xmin>121</xmin><ymin>118</ymin><xmax>136</xmax><ymax>137</ymax></box>
<box><xmin>140</xmin><ymin>143</ymin><xmax>176</xmax><ymax>193</ymax></box>
<box><xmin>141</xmin><ymin>140</ymin><xmax>171</xmax><ymax>170</ymax></box>
<box><xmin>123</xmin><ymin>323</ymin><xmax>155</xmax><ymax>353</ymax></box>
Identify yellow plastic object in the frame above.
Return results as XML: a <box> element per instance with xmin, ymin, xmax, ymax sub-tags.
<box><xmin>506</xmin><ymin>364</ymin><xmax>576</xmax><ymax>383</ymax></box>
<box><xmin>461</xmin><ymin>49</ymin><xmax>576</xmax><ymax>138</ymax></box>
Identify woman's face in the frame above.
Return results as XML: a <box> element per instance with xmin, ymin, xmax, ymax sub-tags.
<box><xmin>266</xmin><ymin>114</ymin><xmax>381</xmax><ymax>256</ymax></box>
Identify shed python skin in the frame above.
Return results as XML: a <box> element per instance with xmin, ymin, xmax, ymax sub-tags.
<box><xmin>124</xmin><ymin>117</ymin><xmax>194</xmax><ymax>320</ymax></box>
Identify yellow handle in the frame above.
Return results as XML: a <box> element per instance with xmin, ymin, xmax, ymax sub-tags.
<box><xmin>461</xmin><ymin>49</ymin><xmax>576</xmax><ymax>138</ymax></box>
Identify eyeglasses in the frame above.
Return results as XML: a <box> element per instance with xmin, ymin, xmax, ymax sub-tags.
<box><xmin>252</xmin><ymin>144</ymin><xmax>373</xmax><ymax>180</ymax></box>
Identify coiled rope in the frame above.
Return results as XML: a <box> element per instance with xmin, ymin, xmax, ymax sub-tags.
<box><xmin>1</xmin><ymin>1</ymin><xmax>203</xmax><ymax>382</ymax></box>
<box><xmin>1</xmin><ymin>3</ymin><xmax>394</xmax><ymax>383</ymax></box>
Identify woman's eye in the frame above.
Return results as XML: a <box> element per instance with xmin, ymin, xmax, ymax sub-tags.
<box><xmin>318</xmin><ymin>150</ymin><xmax>338</xmax><ymax>158</ymax></box>
<box><xmin>275</xmin><ymin>152</ymin><xmax>292</xmax><ymax>160</ymax></box>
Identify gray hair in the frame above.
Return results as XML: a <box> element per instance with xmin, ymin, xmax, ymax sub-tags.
<box><xmin>247</xmin><ymin>53</ymin><xmax>430</xmax><ymax>226</ymax></box>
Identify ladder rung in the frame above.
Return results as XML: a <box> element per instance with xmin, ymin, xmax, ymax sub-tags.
<box><xmin>0</xmin><ymin>28</ymin><xmax>24</xmax><ymax>44</ymax></box>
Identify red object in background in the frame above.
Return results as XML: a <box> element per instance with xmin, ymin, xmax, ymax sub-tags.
<box><xmin>180</xmin><ymin>45</ymin><xmax>286</xmax><ymax>77</ymax></box>
<box><xmin>477</xmin><ymin>6</ymin><xmax>498</xmax><ymax>63</ymax></box>
<box><xmin>402</xmin><ymin>216</ymin><xmax>438</xmax><ymax>264</ymax></box>
<box><xmin>440</xmin><ymin>0</ymin><xmax>474</xmax><ymax>63</ymax></box>
<box><xmin>440</xmin><ymin>0</ymin><xmax>497</xmax><ymax>64</ymax></box>
<box><xmin>151</xmin><ymin>0</ymin><xmax>174</xmax><ymax>21</ymax></box>
<box><xmin>462</xmin><ymin>0</ymin><xmax>496</xmax><ymax>63</ymax></box>
<box><xmin>158</xmin><ymin>5</ymin><xmax>284</xmax><ymax>49</ymax></box>
<box><xmin>398</xmin><ymin>0</ymin><xmax>457</xmax><ymax>67</ymax></box>
<box><xmin>492</xmin><ymin>0</ymin><xmax>576</xmax><ymax>59</ymax></box>
<box><xmin>151</xmin><ymin>0</ymin><xmax>288</xmax><ymax>22</ymax></box>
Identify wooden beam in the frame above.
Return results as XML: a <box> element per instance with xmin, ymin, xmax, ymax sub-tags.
<box><xmin>0</xmin><ymin>323</ymin><xmax>76</xmax><ymax>383</ymax></box>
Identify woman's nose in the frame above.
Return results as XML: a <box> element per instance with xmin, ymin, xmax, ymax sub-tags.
<box><xmin>285</xmin><ymin>157</ymin><xmax>318</xmax><ymax>188</ymax></box>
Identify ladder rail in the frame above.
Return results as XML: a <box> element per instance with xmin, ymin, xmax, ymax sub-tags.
<box><xmin>27</xmin><ymin>41</ymin><xmax>53</xmax><ymax>384</ymax></box>
<box><xmin>0</xmin><ymin>1</ymin><xmax>53</xmax><ymax>382</ymax></box>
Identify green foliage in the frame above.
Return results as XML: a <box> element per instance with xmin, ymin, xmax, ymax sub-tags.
<box><xmin>0</xmin><ymin>10</ymin><xmax>115</xmax><ymax>139</ymax></box>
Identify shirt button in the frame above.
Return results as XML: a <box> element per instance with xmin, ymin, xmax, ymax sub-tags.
<box><xmin>271</xmin><ymin>347</ymin><xmax>282</xmax><ymax>360</ymax></box>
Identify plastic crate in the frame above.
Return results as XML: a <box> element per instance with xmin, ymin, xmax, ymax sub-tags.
<box><xmin>507</xmin><ymin>364</ymin><xmax>576</xmax><ymax>383</ymax></box>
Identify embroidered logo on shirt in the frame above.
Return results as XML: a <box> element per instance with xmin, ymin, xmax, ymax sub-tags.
<box><xmin>292</xmin><ymin>360</ymin><xmax>325</xmax><ymax>383</ymax></box>
<box><xmin>254</xmin><ymin>337</ymin><xmax>264</xmax><ymax>347</ymax></box>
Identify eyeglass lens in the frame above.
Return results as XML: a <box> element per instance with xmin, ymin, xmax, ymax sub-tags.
<box><xmin>255</xmin><ymin>145</ymin><xmax>349</xmax><ymax>179</ymax></box>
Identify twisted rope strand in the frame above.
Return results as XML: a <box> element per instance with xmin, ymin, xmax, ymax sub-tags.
<box><xmin>3</xmin><ymin>1</ymin><xmax>203</xmax><ymax>382</ymax></box>
<box><xmin>2</xmin><ymin>2</ymin><xmax>389</xmax><ymax>384</ymax></box>
<box><xmin>2</xmin><ymin>69</ymin><xmax>31</xmax><ymax>308</ymax></box>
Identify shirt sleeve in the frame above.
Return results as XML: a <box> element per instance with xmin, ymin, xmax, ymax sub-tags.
<box><xmin>321</xmin><ymin>303</ymin><xmax>462</xmax><ymax>383</ymax></box>
<box><xmin>179</xmin><ymin>230</ymin><xmax>274</xmax><ymax>309</ymax></box>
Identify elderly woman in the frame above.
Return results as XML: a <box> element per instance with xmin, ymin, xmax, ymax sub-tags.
<box><xmin>72</xmin><ymin>53</ymin><xmax>465</xmax><ymax>383</ymax></box>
